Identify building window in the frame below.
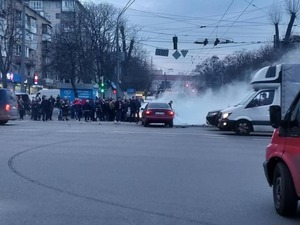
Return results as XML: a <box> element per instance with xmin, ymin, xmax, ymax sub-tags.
<box><xmin>62</xmin><ymin>0</ymin><xmax>75</xmax><ymax>11</ymax></box>
<box><xmin>42</xmin><ymin>24</ymin><xmax>47</xmax><ymax>34</ymax></box>
<box><xmin>64</xmin><ymin>1</ymin><xmax>75</xmax><ymax>8</ymax></box>
<box><xmin>29</xmin><ymin>1</ymin><xmax>43</xmax><ymax>11</ymax></box>
<box><xmin>56</xmin><ymin>13</ymin><xmax>60</xmax><ymax>19</ymax></box>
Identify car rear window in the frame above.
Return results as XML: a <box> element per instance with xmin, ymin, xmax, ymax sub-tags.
<box><xmin>148</xmin><ymin>103</ymin><xmax>170</xmax><ymax>109</ymax></box>
<box><xmin>0</xmin><ymin>90</ymin><xmax>16</xmax><ymax>104</ymax></box>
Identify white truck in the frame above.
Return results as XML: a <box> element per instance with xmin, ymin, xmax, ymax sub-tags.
<box><xmin>218</xmin><ymin>64</ymin><xmax>300</xmax><ymax>135</ymax></box>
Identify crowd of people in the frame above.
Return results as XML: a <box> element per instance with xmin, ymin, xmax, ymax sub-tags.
<box><xmin>16</xmin><ymin>94</ymin><xmax>143</xmax><ymax>123</ymax></box>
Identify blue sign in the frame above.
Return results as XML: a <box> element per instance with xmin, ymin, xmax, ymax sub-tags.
<box><xmin>60</xmin><ymin>89</ymin><xmax>94</xmax><ymax>101</ymax></box>
<box><xmin>127</xmin><ymin>88</ymin><xmax>135</xmax><ymax>94</ymax></box>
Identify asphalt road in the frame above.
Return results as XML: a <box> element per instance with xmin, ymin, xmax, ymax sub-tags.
<box><xmin>0</xmin><ymin>119</ymin><xmax>299</xmax><ymax>225</ymax></box>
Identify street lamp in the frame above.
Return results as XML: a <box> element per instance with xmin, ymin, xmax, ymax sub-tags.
<box><xmin>116</xmin><ymin>0</ymin><xmax>135</xmax><ymax>97</ymax></box>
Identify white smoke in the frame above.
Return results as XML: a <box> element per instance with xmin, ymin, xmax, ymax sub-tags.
<box><xmin>156</xmin><ymin>48</ymin><xmax>300</xmax><ymax>126</ymax></box>
<box><xmin>157</xmin><ymin>81</ymin><xmax>252</xmax><ymax>125</ymax></box>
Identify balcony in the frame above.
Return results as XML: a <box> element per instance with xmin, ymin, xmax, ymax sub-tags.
<box><xmin>14</xmin><ymin>56</ymin><xmax>37</xmax><ymax>66</ymax></box>
<box><xmin>42</xmin><ymin>33</ymin><xmax>51</xmax><ymax>42</ymax></box>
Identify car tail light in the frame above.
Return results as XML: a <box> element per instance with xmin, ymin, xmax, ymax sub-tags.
<box><xmin>5</xmin><ymin>104</ymin><xmax>11</xmax><ymax>111</ymax></box>
<box><xmin>145</xmin><ymin>110</ymin><xmax>152</xmax><ymax>115</ymax></box>
<box><xmin>167</xmin><ymin>110</ymin><xmax>174</xmax><ymax>116</ymax></box>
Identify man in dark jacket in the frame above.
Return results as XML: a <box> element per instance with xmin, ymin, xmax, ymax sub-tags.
<box><xmin>40</xmin><ymin>96</ymin><xmax>51</xmax><ymax>121</ymax></box>
<box><xmin>82</xmin><ymin>99</ymin><xmax>91</xmax><ymax>122</ymax></box>
<box><xmin>129</xmin><ymin>97</ymin><xmax>137</xmax><ymax>123</ymax></box>
<box><xmin>114</xmin><ymin>97</ymin><xmax>123</xmax><ymax>123</ymax></box>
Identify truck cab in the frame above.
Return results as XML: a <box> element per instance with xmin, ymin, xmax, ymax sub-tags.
<box><xmin>263</xmin><ymin>91</ymin><xmax>300</xmax><ymax>217</ymax></box>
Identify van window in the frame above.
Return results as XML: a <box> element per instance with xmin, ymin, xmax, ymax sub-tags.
<box><xmin>266</xmin><ymin>66</ymin><xmax>276</xmax><ymax>78</ymax></box>
<box><xmin>246</xmin><ymin>90</ymin><xmax>275</xmax><ymax>108</ymax></box>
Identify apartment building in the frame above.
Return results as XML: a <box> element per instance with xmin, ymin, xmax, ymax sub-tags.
<box><xmin>0</xmin><ymin>0</ymin><xmax>52</xmax><ymax>93</ymax></box>
<box><xmin>27</xmin><ymin>0</ymin><xmax>84</xmax><ymax>87</ymax></box>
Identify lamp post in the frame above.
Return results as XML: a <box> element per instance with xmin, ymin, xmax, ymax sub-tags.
<box><xmin>115</xmin><ymin>0</ymin><xmax>135</xmax><ymax>97</ymax></box>
<box><xmin>20</xmin><ymin>0</ymin><xmax>27</xmax><ymax>93</ymax></box>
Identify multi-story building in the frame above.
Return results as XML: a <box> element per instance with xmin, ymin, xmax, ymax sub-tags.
<box><xmin>21</xmin><ymin>5</ymin><xmax>52</xmax><ymax>92</ymax></box>
<box><xmin>0</xmin><ymin>0</ymin><xmax>51</xmax><ymax>93</ymax></box>
<box><xmin>27</xmin><ymin>0</ymin><xmax>84</xmax><ymax>87</ymax></box>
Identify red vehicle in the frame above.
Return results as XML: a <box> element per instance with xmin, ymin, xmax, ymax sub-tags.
<box><xmin>263</xmin><ymin>92</ymin><xmax>300</xmax><ymax>217</ymax></box>
<box><xmin>141</xmin><ymin>102</ymin><xmax>174</xmax><ymax>127</ymax></box>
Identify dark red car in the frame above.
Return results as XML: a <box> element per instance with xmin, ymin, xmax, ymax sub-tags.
<box><xmin>141</xmin><ymin>102</ymin><xmax>174</xmax><ymax>127</ymax></box>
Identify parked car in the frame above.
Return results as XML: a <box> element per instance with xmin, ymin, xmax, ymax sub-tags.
<box><xmin>0</xmin><ymin>89</ymin><xmax>18</xmax><ymax>125</ymax></box>
<box><xmin>206</xmin><ymin>109</ymin><xmax>221</xmax><ymax>126</ymax></box>
<box><xmin>141</xmin><ymin>102</ymin><xmax>174</xmax><ymax>127</ymax></box>
<box><xmin>263</xmin><ymin>91</ymin><xmax>300</xmax><ymax>217</ymax></box>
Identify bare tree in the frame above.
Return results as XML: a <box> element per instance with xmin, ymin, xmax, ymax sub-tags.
<box><xmin>284</xmin><ymin>0</ymin><xmax>300</xmax><ymax>44</ymax></box>
<box><xmin>268</xmin><ymin>1</ymin><xmax>282</xmax><ymax>48</ymax></box>
<box><xmin>82</xmin><ymin>3</ymin><xmax>117</xmax><ymax>84</ymax></box>
<box><xmin>0</xmin><ymin>0</ymin><xmax>21</xmax><ymax>88</ymax></box>
<box><xmin>50</xmin><ymin>5</ymin><xmax>91</xmax><ymax>98</ymax></box>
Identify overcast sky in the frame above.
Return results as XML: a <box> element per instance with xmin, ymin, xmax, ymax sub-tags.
<box><xmin>80</xmin><ymin>0</ymin><xmax>299</xmax><ymax>74</ymax></box>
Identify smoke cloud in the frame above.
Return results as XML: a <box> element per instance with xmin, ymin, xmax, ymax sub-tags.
<box><xmin>157</xmin><ymin>81</ymin><xmax>252</xmax><ymax>125</ymax></box>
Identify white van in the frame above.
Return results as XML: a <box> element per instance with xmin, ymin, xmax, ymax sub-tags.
<box><xmin>37</xmin><ymin>89</ymin><xmax>60</xmax><ymax>98</ymax></box>
<box><xmin>218</xmin><ymin>64</ymin><xmax>300</xmax><ymax>135</ymax></box>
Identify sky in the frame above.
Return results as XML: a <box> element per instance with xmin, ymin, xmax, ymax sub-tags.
<box><xmin>80</xmin><ymin>0</ymin><xmax>299</xmax><ymax>75</ymax></box>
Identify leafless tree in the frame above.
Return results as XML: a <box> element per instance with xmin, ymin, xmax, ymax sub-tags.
<box><xmin>268</xmin><ymin>1</ymin><xmax>282</xmax><ymax>48</ymax></box>
<box><xmin>284</xmin><ymin>0</ymin><xmax>300</xmax><ymax>44</ymax></box>
<box><xmin>50</xmin><ymin>4</ymin><xmax>90</xmax><ymax>97</ymax></box>
<box><xmin>50</xmin><ymin>2</ymin><xmax>153</xmax><ymax>94</ymax></box>
<box><xmin>82</xmin><ymin>3</ymin><xmax>117</xmax><ymax>84</ymax></box>
<box><xmin>0</xmin><ymin>0</ymin><xmax>21</xmax><ymax>88</ymax></box>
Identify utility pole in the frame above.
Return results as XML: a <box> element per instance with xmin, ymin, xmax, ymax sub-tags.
<box><xmin>116</xmin><ymin>0</ymin><xmax>135</xmax><ymax>98</ymax></box>
<box><xmin>20</xmin><ymin>0</ymin><xmax>26</xmax><ymax>93</ymax></box>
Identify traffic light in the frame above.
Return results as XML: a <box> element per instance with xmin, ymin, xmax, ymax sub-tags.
<box><xmin>112</xmin><ymin>89</ymin><xmax>117</xmax><ymax>95</ymax></box>
<box><xmin>173</xmin><ymin>36</ymin><xmax>178</xmax><ymax>50</ymax></box>
<box><xmin>214</xmin><ymin>38</ymin><xmax>220</xmax><ymax>46</ymax></box>
<box><xmin>34</xmin><ymin>74</ymin><xmax>38</xmax><ymax>84</ymax></box>
<box><xmin>100</xmin><ymin>82</ymin><xmax>105</xmax><ymax>93</ymax></box>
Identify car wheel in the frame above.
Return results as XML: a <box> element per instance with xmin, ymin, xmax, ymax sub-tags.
<box><xmin>144</xmin><ymin>121</ymin><xmax>149</xmax><ymax>127</ymax></box>
<box><xmin>169</xmin><ymin>121</ymin><xmax>173</xmax><ymax>128</ymax></box>
<box><xmin>234</xmin><ymin>120</ymin><xmax>252</xmax><ymax>135</ymax></box>
<box><xmin>273</xmin><ymin>162</ymin><xmax>298</xmax><ymax>217</ymax></box>
<box><xmin>0</xmin><ymin>120</ymin><xmax>8</xmax><ymax>125</ymax></box>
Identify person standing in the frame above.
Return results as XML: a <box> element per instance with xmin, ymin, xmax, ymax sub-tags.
<box><xmin>82</xmin><ymin>99</ymin><xmax>91</xmax><ymax>122</ymax></box>
<box><xmin>168</xmin><ymin>100</ymin><xmax>173</xmax><ymax>109</ymax></box>
<box><xmin>48</xmin><ymin>95</ymin><xmax>55</xmax><ymax>120</ymax></box>
<box><xmin>40</xmin><ymin>95</ymin><xmax>51</xmax><ymax>121</ymax></box>
<box><xmin>18</xmin><ymin>98</ymin><xmax>25</xmax><ymax>120</ymax></box>
<box><xmin>135</xmin><ymin>97</ymin><xmax>142</xmax><ymax>123</ymax></box>
<box><xmin>73</xmin><ymin>98</ymin><xmax>83</xmax><ymax>121</ymax></box>
<box><xmin>61</xmin><ymin>98</ymin><xmax>70</xmax><ymax>121</ymax></box>
<box><xmin>129</xmin><ymin>96</ymin><xmax>137</xmax><ymax>123</ymax></box>
<box><xmin>114</xmin><ymin>97</ymin><xmax>123</xmax><ymax>123</ymax></box>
